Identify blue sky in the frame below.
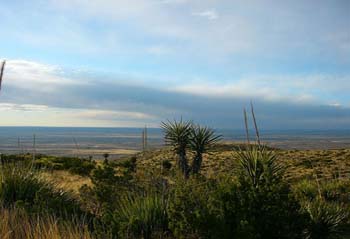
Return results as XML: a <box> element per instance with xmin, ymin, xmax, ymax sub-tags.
<box><xmin>0</xmin><ymin>0</ymin><xmax>350</xmax><ymax>129</ymax></box>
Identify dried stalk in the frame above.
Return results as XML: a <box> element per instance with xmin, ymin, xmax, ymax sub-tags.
<box><xmin>0</xmin><ymin>60</ymin><xmax>6</xmax><ymax>91</ymax></box>
<box><xmin>250</xmin><ymin>101</ymin><xmax>261</xmax><ymax>146</ymax></box>
<box><xmin>243</xmin><ymin>108</ymin><xmax>250</xmax><ymax>145</ymax></box>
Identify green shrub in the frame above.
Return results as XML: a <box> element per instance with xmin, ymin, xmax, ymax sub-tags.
<box><xmin>238</xmin><ymin>179</ymin><xmax>306</xmax><ymax>238</ymax></box>
<box><xmin>321</xmin><ymin>180</ymin><xmax>350</xmax><ymax>203</ymax></box>
<box><xmin>0</xmin><ymin>164</ymin><xmax>87</xmax><ymax>220</ymax></box>
<box><xmin>112</xmin><ymin>156</ymin><xmax>137</xmax><ymax>173</ymax></box>
<box><xmin>79</xmin><ymin>162</ymin><xmax>134</xmax><ymax>215</ymax></box>
<box><xmin>293</xmin><ymin>180</ymin><xmax>350</xmax><ymax>204</ymax></box>
<box><xmin>232</xmin><ymin>146</ymin><xmax>306</xmax><ymax>238</ymax></box>
<box><xmin>162</xmin><ymin>160</ymin><xmax>172</xmax><ymax>171</ymax></box>
<box><xmin>34</xmin><ymin>156</ymin><xmax>96</xmax><ymax>176</ymax></box>
<box><xmin>167</xmin><ymin>176</ymin><xmax>220</xmax><ymax>239</ymax></box>
<box><xmin>293</xmin><ymin>180</ymin><xmax>319</xmax><ymax>202</ymax></box>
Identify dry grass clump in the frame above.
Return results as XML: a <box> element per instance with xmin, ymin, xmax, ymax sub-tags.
<box><xmin>40</xmin><ymin>170</ymin><xmax>92</xmax><ymax>193</ymax></box>
<box><xmin>0</xmin><ymin>207</ymin><xmax>93</xmax><ymax>239</ymax></box>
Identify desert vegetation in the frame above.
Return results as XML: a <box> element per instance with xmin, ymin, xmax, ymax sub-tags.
<box><xmin>0</xmin><ymin>63</ymin><xmax>350</xmax><ymax>239</ymax></box>
<box><xmin>1</xmin><ymin>118</ymin><xmax>350</xmax><ymax>238</ymax></box>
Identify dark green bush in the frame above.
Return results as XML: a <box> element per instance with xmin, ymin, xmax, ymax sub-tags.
<box><xmin>162</xmin><ymin>160</ymin><xmax>172</xmax><ymax>170</ymax></box>
<box><xmin>167</xmin><ymin>176</ymin><xmax>221</xmax><ymax>239</ymax></box>
<box><xmin>79</xmin><ymin>161</ymin><xmax>134</xmax><ymax>216</ymax></box>
<box><xmin>112</xmin><ymin>156</ymin><xmax>137</xmax><ymax>173</ymax></box>
<box><xmin>232</xmin><ymin>147</ymin><xmax>306</xmax><ymax>238</ymax></box>
<box><xmin>34</xmin><ymin>156</ymin><xmax>96</xmax><ymax>176</ymax></box>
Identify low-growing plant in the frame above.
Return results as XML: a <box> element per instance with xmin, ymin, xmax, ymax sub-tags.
<box><xmin>303</xmin><ymin>199</ymin><xmax>349</xmax><ymax>239</ymax></box>
<box><xmin>35</xmin><ymin>156</ymin><xmax>96</xmax><ymax>176</ymax></box>
<box><xmin>293</xmin><ymin>179</ymin><xmax>350</xmax><ymax>204</ymax></box>
<box><xmin>79</xmin><ymin>160</ymin><xmax>134</xmax><ymax>215</ymax></box>
<box><xmin>114</xmin><ymin>192</ymin><xmax>169</xmax><ymax>239</ymax></box>
<box><xmin>167</xmin><ymin>176</ymin><xmax>220</xmax><ymax>239</ymax></box>
<box><xmin>0</xmin><ymin>206</ymin><xmax>93</xmax><ymax>239</ymax></box>
<box><xmin>162</xmin><ymin>159</ymin><xmax>172</xmax><ymax>171</ymax></box>
<box><xmin>112</xmin><ymin>156</ymin><xmax>137</xmax><ymax>173</ymax></box>
<box><xmin>0</xmin><ymin>164</ymin><xmax>87</xmax><ymax>220</ymax></box>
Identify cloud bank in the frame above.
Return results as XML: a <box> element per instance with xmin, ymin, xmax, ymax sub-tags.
<box><xmin>0</xmin><ymin>59</ymin><xmax>350</xmax><ymax>129</ymax></box>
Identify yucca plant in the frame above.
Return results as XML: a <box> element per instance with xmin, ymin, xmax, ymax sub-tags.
<box><xmin>304</xmin><ymin>199</ymin><xmax>348</xmax><ymax>239</ymax></box>
<box><xmin>235</xmin><ymin>146</ymin><xmax>284</xmax><ymax>188</ymax></box>
<box><xmin>189</xmin><ymin>125</ymin><xmax>221</xmax><ymax>174</ymax></box>
<box><xmin>114</xmin><ymin>192</ymin><xmax>168</xmax><ymax>239</ymax></box>
<box><xmin>161</xmin><ymin>119</ymin><xmax>192</xmax><ymax>177</ymax></box>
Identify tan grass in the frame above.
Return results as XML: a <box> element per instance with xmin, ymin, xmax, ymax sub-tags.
<box><xmin>40</xmin><ymin>170</ymin><xmax>91</xmax><ymax>193</ymax></box>
<box><xmin>133</xmin><ymin>143</ymin><xmax>350</xmax><ymax>183</ymax></box>
<box><xmin>0</xmin><ymin>207</ymin><xmax>93</xmax><ymax>239</ymax></box>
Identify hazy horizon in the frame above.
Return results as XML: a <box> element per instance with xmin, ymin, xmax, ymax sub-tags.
<box><xmin>0</xmin><ymin>1</ymin><xmax>349</xmax><ymax>129</ymax></box>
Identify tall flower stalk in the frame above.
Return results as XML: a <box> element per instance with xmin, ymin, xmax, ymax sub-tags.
<box><xmin>0</xmin><ymin>60</ymin><xmax>6</xmax><ymax>92</ymax></box>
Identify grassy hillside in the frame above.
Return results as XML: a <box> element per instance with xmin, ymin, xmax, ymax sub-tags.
<box><xmin>1</xmin><ymin>143</ymin><xmax>350</xmax><ymax>238</ymax></box>
<box><xmin>132</xmin><ymin>143</ymin><xmax>350</xmax><ymax>182</ymax></box>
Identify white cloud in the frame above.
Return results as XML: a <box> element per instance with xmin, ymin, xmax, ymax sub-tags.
<box><xmin>0</xmin><ymin>103</ymin><xmax>49</xmax><ymax>112</ymax></box>
<box><xmin>172</xmin><ymin>82</ymin><xmax>315</xmax><ymax>104</ymax></box>
<box><xmin>0</xmin><ymin>102</ymin><xmax>156</xmax><ymax>127</ymax></box>
<box><xmin>192</xmin><ymin>10</ymin><xmax>218</xmax><ymax>20</ymax></box>
<box><xmin>74</xmin><ymin>109</ymin><xmax>155</xmax><ymax>120</ymax></box>
<box><xmin>3</xmin><ymin>60</ymin><xmax>86</xmax><ymax>91</ymax></box>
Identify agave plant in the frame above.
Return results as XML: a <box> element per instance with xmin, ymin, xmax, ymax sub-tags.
<box><xmin>189</xmin><ymin>125</ymin><xmax>221</xmax><ymax>174</ymax></box>
<box><xmin>304</xmin><ymin>199</ymin><xmax>348</xmax><ymax>239</ymax></box>
<box><xmin>0</xmin><ymin>60</ymin><xmax>5</xmax><ymax>91</ymax></box>
<box><xmin>235</xmin><ymin>146</ymin><xmax>284</xmax><ymax>188</ymax></box>
<box><xmin>161</xmin><ymin>119</ymin><xmax>192</xmax><ymax>177</ymax></box>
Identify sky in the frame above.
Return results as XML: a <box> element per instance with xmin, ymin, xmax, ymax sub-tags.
<box><xmin>0</xmin><ymin>0</ymin><xmax>349</xmax><ymax>129</ymax></box>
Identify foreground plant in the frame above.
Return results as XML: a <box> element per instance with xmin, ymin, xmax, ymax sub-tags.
<box><xmin>0</xmin><ymin>164</ymin><xmax>86</xmax><ymax>219</ymax></box>
<box><xmin>233</xmin><ymin>146</ymin><xmax>305</xmax><ymax>238</ymax></box>
<box><xmin>0</xmin><ymin>207</ymin><xmax>93</xmax><ymax>239</ymax></box>
<box><xmin>111</xmin><ymin>192</ymin><xmax>168</xmax><ymax>239</ymax></box>
<box><xmin>304</xmin><ymin>199</ymin><xmax>349</xmax><ymax>239</ymax></box>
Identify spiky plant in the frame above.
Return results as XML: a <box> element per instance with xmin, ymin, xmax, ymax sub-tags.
<box><xmin>161</xmin><ymin>119</ymin><xmax>192</xmax><ymax>177</ymax></box>
<box><xmin>0</xmin><ymin>60</ymin><xmax>5</xmax><ymax>91</ymax></box>
<box><xmin>115</xmin><ymin>193</ymin><xmax>168</xmax><ymax>239</ymax></box>
<box><xmin>0</xmin><ymin>163</ymin><xmax>86</xmax><ymax>219</ymax></box>
<box><xmin>304</xmin><ymin>199</ymin><xmax>348</xmax><ymax>239</ymax></box>
<box><xmin>189</xmin><ymin>125</ymin><xmax>221</xmax><ymax>174</ymax></box>
<box><xmin>235</xmin><ymin>146</ymin><xmax>284</xmax><ymax>188</ymax></box>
